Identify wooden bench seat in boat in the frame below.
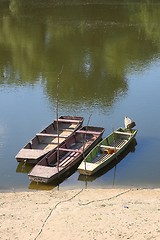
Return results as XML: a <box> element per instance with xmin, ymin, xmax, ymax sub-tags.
<box><xmin>58</xmin><ymin>147</ymin><xmax>82</xmax><ymax>153</ymax></box>
<box><xmin>114</xmin><ymin>131</ymin><xmax>132</xmax><ymax>136</ymax></box>
<box><xmin>57</xmin><ymin>119</ymin><xmax>81</xmax><ymax>123</ymax></box>
<box><xmin>44</xmin><ymin>144</ymin><xmax>59</xmax><ymax>151</ymax></box>
<box><xmin>36</xmin><ymin>133</ymin><xmax>67</xmax><ymax>138</ymax></box>
<box><xmin>100</xmin><ymin>145</ymin><xmax>121</xmax><ymax>150</ymax></box>
<box><xmin>76</xmin><ymin>130</ymin><xmax>101</xmax><ymax>135</ymax></box>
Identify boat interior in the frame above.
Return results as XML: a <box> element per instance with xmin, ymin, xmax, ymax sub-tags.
<box><xmin>38</xmin><ymin>130</ymin><xmax>101</xmax><ymax>168</ymax></box>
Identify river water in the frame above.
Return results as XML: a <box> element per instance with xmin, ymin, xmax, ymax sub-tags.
<box><xmin>0</xmin><ymin>0</ymin><xmax>160</xmax><ymax>191</ymax></box>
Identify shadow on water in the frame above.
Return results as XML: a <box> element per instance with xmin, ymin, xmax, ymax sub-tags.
<box><xmin>16</xmin><ymin>163</ymin><xmax>33</xmax><ymax>174</ymax></box>
<box><xmin>28</xmin><ymin>181</ymin><xmax>57</xmax><ymax>191</ymax></box>
<box><xmin>78</xmin><ymin>138</ymin><xmax>137</xmax><ymax>183</ymax></box>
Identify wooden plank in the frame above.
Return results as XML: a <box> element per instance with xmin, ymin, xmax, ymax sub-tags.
<box><xmin>16</xmin><ymin>149</ymin><xmax>45</xmax><ymax>159</ymax></box>
<box><xmin>58</xmin><ymin>148</ymin><xmax>82</xmax><ymax>153</ymax></box>
<box><xmin>115</xmin><ymin>139</ymin><xmax>127</xmax><ymax>148</ymax></box>
<box><xmin>76</xmin><ymin>130</ymin><xmax>100</xmax><ymax>135</ymax></box>
<box><xmin>60</xmin><ymin>152</ymin><xmax>79</xmax><ymax>167</ymax></box>
<box><xmin>59</xmin><ymin>156</ymin><xmax>72</xmax><ymax>167</ymax></box>
<box><xmin>44</xmin><ymin>144</ymin><xmax>57</xmax><ymax>151</ymax></box>
<box><xmin>100</xmin><ymin>145</ymin><xmax>121</xmax><ymax>150</ymax></box>
<box><xmin>59</xmin><ymin>152</ymin><xmax>76</xmax><ymax>166</ymax></box>
<box><xmin>29</xmin><ymin>165</ymin><xmax>62</xmax><ymax>178</ymax></box>
<box><xmin>57</xmin><ymin>119</ymin><xmax>81</xmax><ymax>123</ymax></box>
<box><xmin>59</xmin><ymin>132</ymin><xmax>72</xmax><ymax>137</ymax></box>
<box><xmin>59</xmin><ymin>128</ymin><xmax>74</xmax><ymax>132</ymax></box>
<box><xmin>36</xmin><ymin>133</ymin><xmax>67</xmax><ymax>138</ymax></box>
<box><xmin>114</xmin><ymin>131</ymin><xmax>132</xmax><ymax>136</ymax></box>
<box><xmin>97</xmin><ymin>154</ymin><xmax>110</xmax><ymax>163</ymax></box>
<box><xmin>91</xmin><ymin>153</ymin><xmax>106</xmax><ymax>163</ymax></box>
<box><xmin>58</xmin><ymin>151</ymin><xmax>74</xmax><ymax>165</ymax></box>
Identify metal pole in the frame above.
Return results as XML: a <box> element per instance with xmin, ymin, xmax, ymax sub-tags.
<box><xmin>56</xmin><ymin>66</ymin><xmax>63</xmax><ymax>180</ymax></box>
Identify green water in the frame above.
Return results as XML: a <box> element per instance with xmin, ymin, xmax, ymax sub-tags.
<box><xmin>0</xmin><ymin>0</ymin><xmax>160</xmax><ymax>191</ymax></box>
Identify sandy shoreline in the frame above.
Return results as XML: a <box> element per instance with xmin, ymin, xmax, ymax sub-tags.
<box><xmin>0</xmin><ymin>188</ymin><xmax>160</xmax><ymax>240</ymax></box>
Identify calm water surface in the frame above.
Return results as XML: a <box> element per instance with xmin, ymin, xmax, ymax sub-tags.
<box><xmin>0</xmin><ymin>0</ymin><xmax>160</xmax><ymax>191</ymax></box>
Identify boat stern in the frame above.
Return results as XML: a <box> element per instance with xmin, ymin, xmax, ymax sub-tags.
<box><xmin>78</xmin><ymin>162</ymin><xmax>96</xmax><ymax>176</ymax></box>
<box><xmin>28</xmin><ymin>165</ymin><xmax>63</xmax><ymax>183</ymax></box>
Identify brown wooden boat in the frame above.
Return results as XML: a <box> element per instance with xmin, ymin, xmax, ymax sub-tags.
<box><xmin>28</xmin><ymin>126</ymin><xmax>105</xmax><ymax>183</ymax></box>
<box><xmin>15</xmin><ymin>116</ymin><xmax>83</xmax><ymax>164</ymax></box>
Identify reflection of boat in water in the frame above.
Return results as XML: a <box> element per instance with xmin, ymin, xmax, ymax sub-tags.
<box><xmin>28</xmin><ymin>181</ymin><xmax>56</xmax><ymax>191</ymax></box>
<box><xmin>78</xmin><ymin>138</ymin><xmax>137</xmax><ymax>182</ymax></box>
<box><xmin>16</xmin><ymin>162</ymin><xmax>33</xmax><ymax>174</ymax></box>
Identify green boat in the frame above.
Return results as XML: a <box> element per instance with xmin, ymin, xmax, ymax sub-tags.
<box><xmin>78</xmin><ymin>120</ymin><xmax>137</xmax><ymax>176</ymax></box>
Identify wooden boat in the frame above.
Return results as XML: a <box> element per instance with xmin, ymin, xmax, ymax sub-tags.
<box><xmin>78</xmin><ymin>126</ymin><xmax>137</xmax><ymax>176</ymax></box>
<box><xmin>78</xmin><ymin>138</ymin><xmax>137</xmax><ymax>182</ymax></box>
<box><xmin>15</xmin><ymin>116</ymin><xmax>84</xmax><ymax>164</ymax></box>
<box><xmin>28</xmin><ymin>126</ymin><xmax>105</xmax><ymax>183</ymax></box>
